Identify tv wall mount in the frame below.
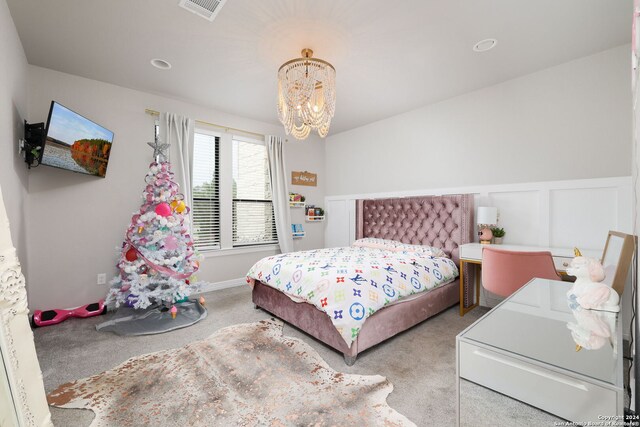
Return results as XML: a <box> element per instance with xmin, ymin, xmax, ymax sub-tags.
<box><xmin>19</xmin><ymin>121</ymin><xmax>46</xmax><ymax>168</ymax></box>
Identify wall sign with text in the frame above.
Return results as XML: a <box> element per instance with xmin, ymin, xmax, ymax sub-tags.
<box><xmin>291</xmin><ymin>171</ymin><xmax>317</xmax><ymax>187</ymax></box>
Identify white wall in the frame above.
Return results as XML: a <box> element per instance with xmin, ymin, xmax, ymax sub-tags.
<box><xmin>286</xmin><ymin>142</ymin><xmax>326</xmax><ymax>252</ymax></box>
<box><xmin>26</xmin><ymin>66</ymin><xmax>325</xmax><ymax>310</ymax></box>
<box><xmin>325</xmin><ymin>45</ymin><xmax>631</xmax><ymax>196</ymax></box>
<box><xmin>0</xmin><ymin>0</ymin><xmax>28</xmax><ymax>269</ymax></box>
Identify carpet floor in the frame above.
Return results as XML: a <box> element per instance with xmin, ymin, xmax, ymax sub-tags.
<box><xmin>34</xmin><ymin>285</ymin><xmax>562</xmax><ymax>426</ymax></box>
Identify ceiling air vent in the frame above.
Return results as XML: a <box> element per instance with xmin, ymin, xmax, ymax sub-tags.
<box><xmin>178</xmin><ymin>0</ymin><xmax>228</xmax><ymax>21</ymax></box>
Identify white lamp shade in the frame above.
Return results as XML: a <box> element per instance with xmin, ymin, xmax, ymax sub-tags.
<box><xmin>477</xmin><ymin>207</ymin><xmax>498</xmax><ymax>225</ymax></box>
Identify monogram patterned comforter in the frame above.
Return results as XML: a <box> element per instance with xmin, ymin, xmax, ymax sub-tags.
<box><xmin>246</xmin><ymin>246</ymin><xmax>458</xmax><ymax>347</ymax></box>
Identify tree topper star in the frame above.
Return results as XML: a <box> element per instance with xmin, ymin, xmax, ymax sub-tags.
<box><xmin>147</xmin><ymin>138</ymin><xmax>170</xmax><ymax>162</ymax></box>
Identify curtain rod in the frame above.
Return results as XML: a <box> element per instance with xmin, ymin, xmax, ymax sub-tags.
<box><xmin>145</xmin><ymin>108</ymin><xmax>265</xmax><ymax>139</ymax></box>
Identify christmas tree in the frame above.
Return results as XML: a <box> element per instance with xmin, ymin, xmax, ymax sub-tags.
<box><xmin>106</xmin><ymin>135</ymin><xmax>200</xmax><ymax>311</ymax></box>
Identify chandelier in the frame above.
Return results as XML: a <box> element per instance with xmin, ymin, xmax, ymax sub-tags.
<box><xmin>277</xmin><ymin>49</ymin><xmax>336</xmax><ymax>140</ymax></box>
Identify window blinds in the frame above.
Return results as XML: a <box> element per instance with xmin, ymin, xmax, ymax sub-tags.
<box><xmin>232</xmin><ymin>139</ymin><xmax>278</xmax><ymax>246</ymax></box>
<box><xmin>192</xmin><ymin>133</ymin><xmax>220</xmax><ymax>250</ymax></box>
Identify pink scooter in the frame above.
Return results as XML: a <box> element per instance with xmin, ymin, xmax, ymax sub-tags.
<box><xmin>31</xmin><ymin>300</ymin><xmax>107</xmax><ymax>328</ymax></box>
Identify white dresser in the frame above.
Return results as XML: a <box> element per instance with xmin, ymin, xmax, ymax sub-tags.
<box><xmin>456</xmin><ymin>278</ymin><xmax>623</xmax><ymax>425</ymax></box>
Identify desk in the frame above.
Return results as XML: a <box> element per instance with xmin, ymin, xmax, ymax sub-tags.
<box><xmin>456</xmin><ymin>278</ymin><xmax>623</xmax><ymax>425</ymax></box>
<box><xmin>458</xmin><ymin>243</ymin><xmax>600</xmax><ymax>316</ymax></box>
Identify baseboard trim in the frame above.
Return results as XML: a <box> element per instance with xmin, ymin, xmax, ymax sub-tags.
<box><xmin>198</xmin><ymin>277</ymin><xmax>246</xmax><ymax>294</ymax></box>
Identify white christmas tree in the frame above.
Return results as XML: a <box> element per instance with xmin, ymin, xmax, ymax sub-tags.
<box><xmin>106</xmin><ymin>136</ymin><xmax>200</xmax><ymax>310</ymax></box>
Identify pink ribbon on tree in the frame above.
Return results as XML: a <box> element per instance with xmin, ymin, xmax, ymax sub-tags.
<box><xmin>121</xmin><ymin>239</ymin><xmax>197</xmax><ymax>281</ymax></box>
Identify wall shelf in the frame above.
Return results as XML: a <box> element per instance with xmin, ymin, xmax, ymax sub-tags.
<box><xmin>289</xmin><ymin>202</ymin><xmax>306</xmax><ymax>208</ymax></box>
<box><xmin>291</xmin><ymin>223</ymin><xmax>304</xmax><ymax>239</ymax></box>
<box><xmin>305</xmin><ymin>216</ymin><xmax>325</xmax><ymax>222</ymax></box>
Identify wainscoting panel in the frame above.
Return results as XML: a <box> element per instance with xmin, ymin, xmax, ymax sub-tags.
<box><xmin>325</xmin><ymin>176</ymin><xmax>632</xmax><ymax>253</ymax></box>
<box><xmin>487</xmin><ymin>191</ymin><xmax>541</xmax><ymax>246</ymax></box>
<box><xmin>325</xmin><ymin>199</ymin><xmax>350</xmax><ymax>248</ymax></box>
<box><xmin>549</xmin><ymin>187</ymin><xmax>620</xmax><ymax>250</ymax></box>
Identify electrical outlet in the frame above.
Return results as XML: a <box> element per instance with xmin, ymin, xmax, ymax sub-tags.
<box><xmin>97</xmin><ymin>273</ymin><xmax>107</xmax><ymax>285</ymax></box>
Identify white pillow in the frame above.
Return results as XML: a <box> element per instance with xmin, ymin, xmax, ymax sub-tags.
<box><xmin>352</xmin><ymin>238</ymin><xmax>447</xmax><ymax>258</ymax></box>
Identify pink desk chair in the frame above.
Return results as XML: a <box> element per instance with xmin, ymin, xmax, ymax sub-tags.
<box><xmin>481</xmin><ymin>247</ymin><xmax>562</xmax><ymax>298</ymax></box>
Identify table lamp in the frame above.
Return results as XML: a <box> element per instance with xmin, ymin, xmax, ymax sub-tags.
<box><xmin>477</xmin><ymin>207</ymin><xmax>498</xmax><ymax>244</ymax></box>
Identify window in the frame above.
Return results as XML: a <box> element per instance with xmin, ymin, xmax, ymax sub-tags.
<box><xmin>191</xmin><ymin>132</ymin><xmax>220</xmax><ymax>250</ymax></box>
<box><xmin>191</xmin><ymin>131</ymin><xmax>277</xmax><ymax>251</ymax></box>
<box><xmin>232</xmin><ymin>138</ymin><xmax>277</xmax><ymax>246</ymax></box>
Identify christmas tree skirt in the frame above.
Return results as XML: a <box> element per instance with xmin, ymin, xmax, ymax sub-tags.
<box><xmin>96</xmin><ymin>299</ymin><xmax>207</xmax><ymax>336</ymax></box>
<box><xmin>48</xmin><ymin>319</ymin><xmax>414</xmax><ymax>427</ymax></box>
<box><xmin>105</xmin><ymin>159</ymin><xmax>202</xmax><ymax>320</ymax></box>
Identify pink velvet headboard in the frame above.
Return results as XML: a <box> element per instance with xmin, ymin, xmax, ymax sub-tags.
<box><xmin>355</xmin><ymin>194</ymin><xmax>474</xmax><ymax>306</ymax></box>
<box><xmin>355</xmin><ymin>194</ymin><xmax>474</xmax><ymax>266</ymax></box>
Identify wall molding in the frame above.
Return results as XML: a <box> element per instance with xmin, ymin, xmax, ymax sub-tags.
<box><xmin>198</xmin><ymin>277</ymin><xmax>246</xmax><ymax>294</ymax></box>
<box><xmin>325</xmin><ymin>176</ymin><xmax>631</xmax><ymax>201</ymax></box>
<box><xmin>325</xmin><ymin>176</ymin><xmax>632</xmax><ymax>251</ymax></box>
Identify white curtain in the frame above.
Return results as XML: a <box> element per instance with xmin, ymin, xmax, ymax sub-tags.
<box><xmin>160</xmin><ymin>113</ymin><xmax>195</xmax><ymax>225</ymax></box>
<box><xmin>266</xmin><ymin>135</ymin><xmax>294</xmax><ymax>253</ymax></box>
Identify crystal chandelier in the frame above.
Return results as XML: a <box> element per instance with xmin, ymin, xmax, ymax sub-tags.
<box><xmin>277</xmin><ymin>49</ymin><xmax>336</xmax><ymax>140</ymax></box>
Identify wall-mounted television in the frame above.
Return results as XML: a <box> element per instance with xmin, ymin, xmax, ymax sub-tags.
<box><xmin>41</xmin><ymin>102</ymin><xmax>114</xmax><ymax>178</ymax></box>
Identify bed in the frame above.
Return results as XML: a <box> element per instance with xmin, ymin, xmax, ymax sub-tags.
<box><xmin>249</xmin><ymin>194</ymin><xmax>474</xmax><ymax>365</ymax></box>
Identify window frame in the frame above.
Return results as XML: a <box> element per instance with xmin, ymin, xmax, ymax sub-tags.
<box><xmin>231</xmin><ymin>135</ymin><xmax>278</xmax><ymax>248</ymax></box>
<box><xmin>191</xmin><ymin>129</ymin><xmax>278</xmax><ymax>255</ymax></box>
<box><xmin>191</xmin><ymin>128</ymin><xmax>222</xmax><ymax>251</ymax></box>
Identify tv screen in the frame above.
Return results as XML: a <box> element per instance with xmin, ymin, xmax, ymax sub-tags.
<box><xmin>41</xmin><ymin>101</ymin><xmax>114</xmax><ymax>177</ymax></box>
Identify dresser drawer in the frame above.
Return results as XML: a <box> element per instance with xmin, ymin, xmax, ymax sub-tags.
<box><xmin>459</xmin><ymin>341</ymin><xmax>621</xmax><ymax>422</ymax></box>
<box><xmin>553</xmin><ymin>256</ymin><xmax>572</xmax><ymax>272</ymax></box>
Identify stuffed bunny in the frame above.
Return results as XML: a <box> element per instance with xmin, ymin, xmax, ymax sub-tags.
<box><xmin>566</xmin><ymin>256</ymin><xmax>619</xmax><ymax>313</ymax></box>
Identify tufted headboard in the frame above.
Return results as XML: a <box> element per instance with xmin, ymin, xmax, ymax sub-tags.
<box><xmin>355</xmin><ymin>194</ymin><xmax>474</xmax><ymax>266</ymax></box>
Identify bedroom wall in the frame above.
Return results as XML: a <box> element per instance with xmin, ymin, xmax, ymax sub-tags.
<box><xmin>25</xmin><ymin>65</ymin><xmax>325</xmax><ymax>310</ymax></box>
<box><xmin>0</xmin><ymin>0</ymin><xmax>29</xmax><ymax>271</ymax></box>
<box><xmin>325</xmin><ymin>45</ymin><xmax>631</xmax><ymax>196</ymax></box>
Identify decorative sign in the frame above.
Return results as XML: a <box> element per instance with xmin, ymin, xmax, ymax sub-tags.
<box><xmin>291</xmin><ymin>171</ymin><xmax>317</xmax><ymax>187</ymax></box>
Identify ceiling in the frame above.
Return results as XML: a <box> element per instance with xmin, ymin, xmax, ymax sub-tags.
<box><xmin>6</xmin><ymin>0</ymin><xmax>631</xmax><ymax>136</ymax></box>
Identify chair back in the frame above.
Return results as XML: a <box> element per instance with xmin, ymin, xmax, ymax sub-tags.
<box><xmin>481</xmin><ymin>247</ymin><xmax>561</xmax><ymax>297</ymax></box>
<box><xmin>600</xmin><ymin>231</ymin><xmax>637</xmax><ymax>295</ymax></box>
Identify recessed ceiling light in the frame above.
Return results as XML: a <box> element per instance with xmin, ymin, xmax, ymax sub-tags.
<box><xmin>150</xmin><ymin>58</ymin><xmax>172</xmax><ymax>70</ymax></box>
<box><xmin>473</xmin><ymin>39</ymin><xmax>497</xmax><ymax>52</ymax></box>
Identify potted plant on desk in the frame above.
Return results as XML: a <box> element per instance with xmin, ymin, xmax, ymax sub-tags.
<box><xmin>491</xmin><ymin>227</ymin><xmax>505</xmax><ymax>244</ymax></box>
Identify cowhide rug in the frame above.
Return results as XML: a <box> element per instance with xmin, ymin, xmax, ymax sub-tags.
<box><xmin>47</xmin><ymin>318</ymin><xmax>415</xmax><ymax>426</ymax></box>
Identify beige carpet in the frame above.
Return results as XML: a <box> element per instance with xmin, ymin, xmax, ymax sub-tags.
<box><xmin>47</xmin><ymin>318</ymin><xmax>414</xmax><ymax>427</ymax></box>
<box><xmin>35</xmin><ymin>285</ymin><xmax>564</xmax><ymax>426</ymax></box>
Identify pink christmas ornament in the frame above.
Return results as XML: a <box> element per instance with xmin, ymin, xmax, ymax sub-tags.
<box><xmin>163</xmin><ymin>235</ymin><xmax>179</xmax><ymax>251</ymax></box>
<box><xmin>106</xmin><ymin>158</ymin><xmax>199</xmax><ymax>311</ymax></box>
<box><xmin>155</xmin><ymin>202</ymin><xmax>171</xmax><ymax>217</ymax></box>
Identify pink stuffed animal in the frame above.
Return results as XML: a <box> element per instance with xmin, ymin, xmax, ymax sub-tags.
<box><xmin>566</xmin><ymin>257</ymin><xmax>619</xmax><ymax>312</ymax></box>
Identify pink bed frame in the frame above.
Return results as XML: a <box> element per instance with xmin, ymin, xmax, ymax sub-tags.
<box><xmin>252</xmin><ymin>194</ymin><xmax>475</xmax><ymax>365</ymax></box>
